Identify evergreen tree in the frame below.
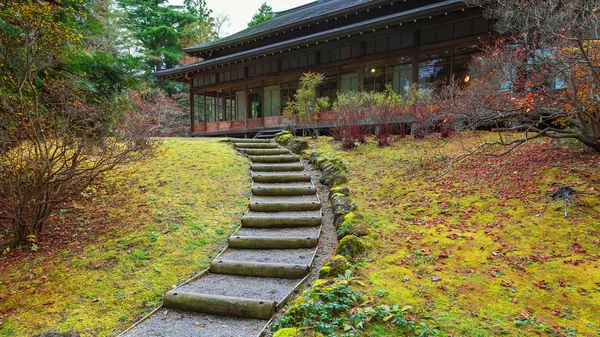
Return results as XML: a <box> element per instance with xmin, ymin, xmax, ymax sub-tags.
<box><xmin>117</xmin><ymin>0</ymin><xmax>198</xmax><ymax>71</ymax></box>
<box><xmin>248</xmin><ymin>2</ymin><xmax>274</xmax><ymax>27</ymax></box>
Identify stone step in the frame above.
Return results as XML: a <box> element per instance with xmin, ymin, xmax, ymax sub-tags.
<box><xmin>243</xmin><ymin>148</ymin><xmax>291</xmax><ymax>156</ymax></box>
<box><xmin>252</xmin><ymin>183</ymin><xmax>316</xmax><ymax>196</ymax></box>
<box><xmin>228</xmin><ymin>138</ymin><xmax>271</xmax><ymax>143</ymax></box>
<box><xmin>163</xmin><ymin>291</ymin><xmax>276</xmax><ymax>320</ymax></box>
<box><xmin>242</xmin><ymin>210</ymin><xmax>322</xmax><ymax>228</ymax></box>
<box><xmin>249</xmin><ymin>195</ymin><xmax>321</xmax><ymax>211</ymax></box>
<box><xmin>210</xmin><ymin>260</ymin><xmax>310</xmax><ymax>279</ymax></box>
<box><xmin>250</xmin><ymin>155</ymin><xmax>300</xmax><ymax>164</ymax></box>
<box><xmin>251</xmin><ymin>163</ymin><xmax>304</xmax><ymax>172</ymax></box>
<box><xmin>229</xmin><ymin>235</ymin><xmax>319</xmax><ymax>249</ymax></box>
<box><xmin>252</xmin><ymin>172</ymin><xmax>311</xmax><ymax>183</ymax></box>
<box><xmin>121</xmin><ymin>310</ymin><xmax>268</xmax><ymax>337</ymax></box>
<box><xmin>235</xmin><ymin>143</ymin><xmax>278</xmax><ymax>149</ymax></box>
<box><xmin>173</xmin><ymin>273</ymin><xmax>299</xmax><ymax>304</ymax></box>
<box><xmin>219</xmin><ymin>247</ymin><xmax>314</xmax><ymax>265</ymax></box>
<box><xmin>234</xmin><ymin>226</ymin><xmax>320</xmax><ymax>238</ymax></box>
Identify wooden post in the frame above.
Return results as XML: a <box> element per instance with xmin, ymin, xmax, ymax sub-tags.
<box><xmin>189</xmin><ymin>91</ymin><xmax>194</xmax><ymax>134</ymax></box>
<box><xmin>203</xmin><ymin>91</ymin><xmax>207</xmax><ymax>128</ymax></box>
<box><xmin>261</xmin><ymin>80</ymin><xmax>265</xmax><ymax>127</ymax></box>
<box><xmin>229</xmin><ymin>87</ymin><xmax>233</xmax><ymax>123</ymax></box>
<box><xmin>359</xmin><ymin>63</ymin><xmax>365</xmax><ymax>91</ymax></box>
<box><xmin>214</xmin><ymin>93</ymin><xmax>218</xmax><ymax>129</ymax></box>
<box><xmin>244</xmin><ymin>81</ymin><xmax>249</xmax><ymax>131</ymax></box>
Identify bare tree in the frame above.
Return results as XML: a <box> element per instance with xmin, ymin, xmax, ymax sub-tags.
<box><xmin>213</xmin><ymin>12</ymin><xmax>231</xmax><ymax>38</ymax></box>
<box><xmin>0</xmin><ymin>1</ymin><xmax>154</xmax><ymax>249</ymax></box>
<box><xmin>439</xmin><ymin>0</ymin><xmax>600</xmax><ymax>153</ymax></box>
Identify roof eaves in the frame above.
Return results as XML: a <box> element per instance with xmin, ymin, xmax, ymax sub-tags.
<box><xmin>155</xmin><ymin>0</ymin><xmax>466</xmax><ymax>79</ymax></box>
<box><xmin>182</xmin><ymin>0</ymin><xmax>376</xmax><ymax>55</ymax></box>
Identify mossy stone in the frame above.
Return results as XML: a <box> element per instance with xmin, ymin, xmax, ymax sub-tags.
<box><xmin>337</xmin><ymin>222</ymin><xmax>370</xmax><ymax>239</ymax></box>
<box><xmin>329</xmin><ymin>187</ymin><xmax>350</xmax><ymax>200</ymax></box>
<box><xmin>287</xmin><ymin>139</ymin><xmax>309</xmax><ymax>154</ymax></box>
<box><xmin>309</xmin><ymin>152</ymin><xmax>319</xmax><ymax>164</ymax></box>
<box><xmin>274</xmin><ymin>328</ymin><xmax>323</xmax><ymax>337</ymax></box>
<box><xmin>330</xmin><ymin>173</ymin><xmax>348</xmax><ymax>187</ymax></box>
<box><xmin>331</xmin><ymin>196</ymin><xmax>352</xmax><ymax>219</ymax></box>
<box><xmin>319</xmin><ymin>255</ymin><xmax>348</xmax><ymax>278</ymax></box>
<box><xmin>314</xmin><ymin>156</ymin><xmax>329</xmax><ymax>169</ymax></box>
<box><xmin>273</xmin><ymin>328</ymin><xmax>299</xmax><ymax>337</ymax></box>
<box><xmin>336</xmin><ymin>235</ymin><xmax>366</xmax><ymax>259</ymax></box>
<box><xmin>274</xmin><ymin>130</ymin><xmax>294</xmax><ymax>146</ymax></box>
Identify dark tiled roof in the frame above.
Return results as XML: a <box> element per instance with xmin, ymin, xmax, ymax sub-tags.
<box><xmin>154</xmin><ymin>0</ymin><xmax>465</xmax><ymax>78</ymax></box>
<box><xmin>183</xmin><ymin>0</ymin><xmax>373</xmax><ymax>53</ymax></box>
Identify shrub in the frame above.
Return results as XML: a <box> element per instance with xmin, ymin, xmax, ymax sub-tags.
<box><xmin>282</xmin><ymin>72</ymin><xmax>329</xmax><ymax>138</ymax></box>
<box><xmin>332</xmin><ymin>91</ymin><xmax>370</xmax><ymax>149</ymax></box>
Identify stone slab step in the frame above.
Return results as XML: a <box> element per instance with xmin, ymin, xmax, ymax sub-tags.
<box><xmin>175</xmin><ymin>273</ymin><xmax>299</xmax><ymax>303</ymax></box>
<box><xmin>120</xmin><ymin>309</ymin><xmax>267</xmax><ymax>337</ymax></box>
<box><xmin>252</xmin><ymin>183</ymin><xmax>316</xmax><ymax>196</ymax></box>
<box><xmin>250</xmin><ymin>155</ymin><xmax>300</xmax><ymax>163</ymax></box>
<box><xmin>218</xmin><ymin>248</ymin><xmax>315</xmax><ymax>265</ymax></box>
<box><xmin>228</xmin><ymin>138</ymin><xmax>271</xmax><ymax>143</ymax></box>
<box><xmin>242</xmin><ymin>210</ymin><xmax>322</xmax><ymax>228</ymax></box>
<box><xmin>243</xmin><ymin>148</ymin><xmax>290</xmax><ymax>156</ymax></box>
<box><xmin>252</xmin><ymin>172</ymin><xmax>311</xmax><ymax>183</ymax></box>
<box><xmin>210</xmin><ymin>260</ymin><xmax>310</xmax><ymax>279</ymax></box>
<box><xmin>234</xmin><ymin>227</ymin><xmax>320</xmax><ymax>238</ymax></box>
<box><xmin>235</xmin><ymin>143</ymin><xmax>278</xmax><ymax>149</ymax></box>
<box><xmin>251</xmin><ymin>163</ymin><xmax>304</xmax><ymax>171</ymax></box>
<box><xmin>228</xmin><ymin>235</ymin><xmax>319</xmax><ymax>249</ymax></box>
<box><xmin>163</xmin><ymin>292</ymin><xmax>275</xmax><ymax>320</ymax></box>
<box><xmin>249</xmin><ymin>196</ymin><xmax>321</xmax><ymax>211</ymax></box>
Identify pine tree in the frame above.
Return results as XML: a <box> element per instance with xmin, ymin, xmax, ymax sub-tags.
<box><xmin>117</xmin><ymin>0</ymin><xmax>198</xmax><ymax>71</ymax></box>
<box><xmin>248</xmin><ymin>2</ymin><xmax>274</xmax><ymax>27</ymax></box>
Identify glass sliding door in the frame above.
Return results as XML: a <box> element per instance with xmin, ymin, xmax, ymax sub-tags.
<box><xmin>391</xmin><ymin>64</ymin><xmax>412</xmax><ymax>96</ymax></box>
<box><xmin>248</xmin><ymin>87</ymin><xmax>263</xmax><ymax>118</ymax></box>
<box><xmin>341</xmin><ymin>73</ymin><xmax>359</xmax><ymax>92</ymax></box>
<box><xmin>235</xmin><ymin>91</ymin><xmax>245</xmax><ymax>120</ymax></box>
<box><xmin>263</xmin><ymin>85</ymin><xmax>280</xmax><ymax>117</ymax></box>
<box><xmin>193</xmin><ymin>94</ymin><xmax>205</xmax><ymax>123</ymax></box>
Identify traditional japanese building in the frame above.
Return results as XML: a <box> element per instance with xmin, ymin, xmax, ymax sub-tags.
<box><xmin>154</xmin><ymin>0</ymin><xmax>491</xmax><ymax>137</ymax></box>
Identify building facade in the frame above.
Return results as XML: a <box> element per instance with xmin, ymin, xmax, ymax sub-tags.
<box><xmin>154</xmin><ymin>0</ymin><xmax>492</xmax><ymax>137</ymax></box>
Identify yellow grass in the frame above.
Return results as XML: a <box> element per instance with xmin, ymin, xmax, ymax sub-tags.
<box><xmin>0</xmin><ymin>139</ymin><xmax>250</xmax><ymax>337</ymax></box>
<box><xmin>308</xmin><ymin>133</ymin><xmax>600</xmax><ymax>336</ymax></box>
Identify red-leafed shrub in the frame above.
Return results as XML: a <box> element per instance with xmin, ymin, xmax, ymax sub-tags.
<box><xmin>130</xmin><ymin>88</ymin><xmax>188</xmax><ymax>137</ymax></box>
<box><xmin>332</xmin><ymin>91</ymin><xmax>369</xmax><ymax>149</ymax></box>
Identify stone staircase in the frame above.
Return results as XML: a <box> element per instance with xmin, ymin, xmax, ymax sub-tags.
<box><xmin>253</xmin><ymin>127</ymin><xmax>289</xmax><ymax>140</ymax></box>
<box><xmin>121</xmin><ymin>138</ymin><xmax>322</xmax><ymax>337</ymax></box>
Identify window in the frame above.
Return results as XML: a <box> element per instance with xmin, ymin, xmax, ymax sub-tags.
<box><xmin>193</xmin><ymin>94</ymin><xmax>205</xmax><ymax>123</ymax></box>
<box><xmin>235</xmin><ymin>91</ymin><xmax>245</xmax><ymax>120</ymax></box>
<box><xmin>320</xmin><ymin>71</ymin><xmax>339</xmax><ymax>103</ymax></box>
<box><xmin>453</xmin><ymin>45</ymin><xmax>479</xmax><ymax>84</ymax></box>
<box><xmin>281</xmin><ymin>80</ymin><xmax>298</xmax><ymax>110</ymax></box>
<box><xmin>263</xmin><ymin>85</ymin><xmax>280</xmax><ymax>117</ymax></box>
<box><xmin>364</xmin><ymin>62</ymin><xmax>386</xmax><ymax>92</ymax></box>
<box><xmin>389</xmin><ymin>64</ymin><xmax>412</xmax><ymax>96</ymax></box>
<box><xmin>248</xmin><ymin>88</ymin><xmax>263</xmax><ymax>118</ymax></box>
<box><xmin>206</xmin><ymin>95</ymin><xmax>216</xmax><ymax>122</ymax></box>
<box><xmin>341</xmin><ymin>72</ymin><xmax>360</xmax><ymax>92</ymax></box>
<box><xmin>418</xmin><ymin>50</ymin><xmax>451</xmax><ymax>90</ymax></box>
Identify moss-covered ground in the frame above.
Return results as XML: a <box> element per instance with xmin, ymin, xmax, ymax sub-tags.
<box><xmin>308</xmin><ymin>133</ymin><xmax>599</xmax><ymax>336</ymax></box>
<box><xmin>0</xmin><ymin>139</ymin><xmax>250</xmax><ymax>337</ymax></box>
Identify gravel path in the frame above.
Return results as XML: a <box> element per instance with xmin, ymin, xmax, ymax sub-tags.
<box><xmin>120</xmin><ymin>141</ymin><xmax>335</xmax><ymax>337</ymax></box>
<box><xmin>263</xmin><ymin>159</ymin><xmax>338</xmax><ymax>336</ymax></box>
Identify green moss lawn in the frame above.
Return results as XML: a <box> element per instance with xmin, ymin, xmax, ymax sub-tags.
<box><xmin>0</xmin><ymin>139</ymin><xmax>250</xmax><ymax>337</ymax></box>
<box><xmin>309</xmin><ymin>133</ymin><xmax>599</xmax><ymax>336</ymax></box>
